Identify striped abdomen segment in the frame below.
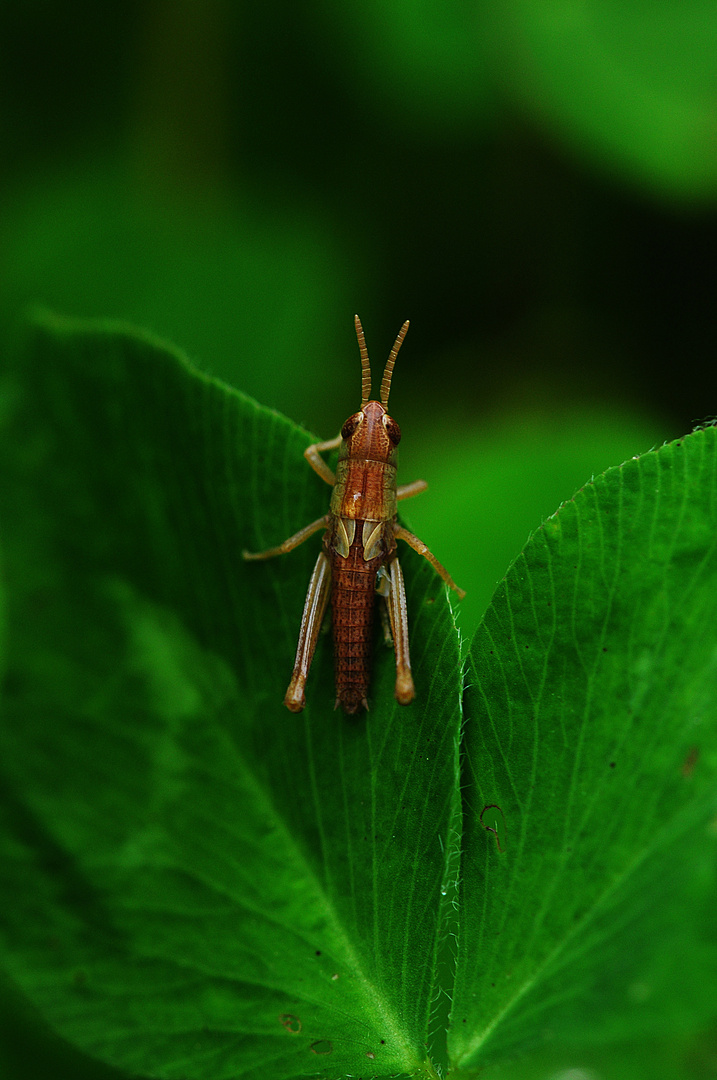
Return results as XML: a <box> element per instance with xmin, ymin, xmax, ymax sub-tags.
<box><xmin>329</xmin><ymin>522</ymin><xmax>385</xmax><ymax>714</ymax></box>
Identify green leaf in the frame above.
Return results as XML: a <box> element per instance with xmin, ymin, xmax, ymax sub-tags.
<box><xmin>327</xmin><ymin>2</ymin><xmax>717</xmax><ymax>197</ymax></box>
<box><xmin>0</xmin><ymin>314</ymin><xmax>463</xmax><ymax>1080</ymax></box>
<box><xmin>324</xmin><ymin>1</ymin><xmax>491</xmax><ymax>129</ymax></box>
<box><xmin>492</xmin><ymin>2</ymin><xmax>717</xmax><ymax>198</ymax></box>
<box><xmin>2</xmin><ymin>313</ymin><xmax>716</xmax><ymax>1080</ymax></box>
<box><xmin>450</xmin><ymin>430</ymin><xmax>717</xmax><ymax>1072</ymax></box>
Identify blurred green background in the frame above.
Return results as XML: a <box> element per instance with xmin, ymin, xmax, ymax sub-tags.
<box><xmin>2</xmin><ymin>2</ymin><xmax>717</xmax><ymax>1077</ymax></box>
<box><xmin>4</xmin><ymin>1</ymin><xmax>717</xmax><ymax>628</ymax></box>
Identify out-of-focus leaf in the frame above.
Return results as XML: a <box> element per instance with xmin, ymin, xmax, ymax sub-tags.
<box><xmin>0</xmin><ymin>163</ymin><xmax>361</xmax><ymax>428</ymax></box>
<box><xmin>321</xmin><ymin>0</ymin><xmax>490</xmax><ymax>127</ymax></box>
<box><xmin>326</xmin><ymin>2</ymin><xmax>717</xmax><ymax>196</ymax></box>
<box><xmin>492</xmin><ymin>2</ymin><xmax>717</xmax><ymax>197</ymax></box>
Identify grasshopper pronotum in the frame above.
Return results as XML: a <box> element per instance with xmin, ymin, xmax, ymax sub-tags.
<box><xmin>243</xmin><ymin>316</ymin><xmax>464</xmax><ymax>713</ymax></box>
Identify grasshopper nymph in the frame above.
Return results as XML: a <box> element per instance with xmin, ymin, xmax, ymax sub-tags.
<box><xmin>243</xmin><ymin>316</ymin><xmax>465</xmax><ymax>714</ymax></box>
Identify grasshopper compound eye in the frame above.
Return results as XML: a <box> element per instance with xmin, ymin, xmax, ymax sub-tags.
<box><xmin>340</xmin><ymin>412</ymin><xmax>363</xmax><ymax>441</ymax></box>
<box><xmin>382</xmin><ymin>414</ymin><xmax>401</xmax><ymax>446</ymax></box>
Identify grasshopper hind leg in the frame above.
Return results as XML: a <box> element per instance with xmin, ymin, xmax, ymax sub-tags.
<box><xmin>384</xmin><ymin>555</ymin><xmax>415</xmax><ymax>706</ymax></box>
<box><xmin>376</xmin><ymin>566</ymin><xmax>394</xmax><ymax>647</ymax></box>
<box><xmin>284</xmin><ymin>549</ymin><xmax>332</xmax><ymax>712</ymax></box>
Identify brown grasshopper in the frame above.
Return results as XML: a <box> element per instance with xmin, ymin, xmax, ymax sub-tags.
<box><xmin>243</xmin><ymin>316</ymin><xmax>464</xmax><ymax>714</ymax></box>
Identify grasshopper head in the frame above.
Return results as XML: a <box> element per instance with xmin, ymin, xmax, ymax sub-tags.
<box><xmin>339</xmin><ymin>315</ymin><xmax>408</xmax><ymax>463</ymax></box>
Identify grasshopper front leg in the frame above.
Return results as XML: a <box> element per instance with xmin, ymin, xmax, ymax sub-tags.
<box><xmin>304</xmin><ymin>433</ymin><xmax>342</xmax><ymax>487</ymax></box>
<box><xmin>396</xmin><ymin>479</ymin><xmax>428</xmax><ymax>501</ymax></box>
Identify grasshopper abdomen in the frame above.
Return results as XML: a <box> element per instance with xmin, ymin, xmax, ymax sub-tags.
<box><xmin>329</xmin><ymin>521</ymin><xmax>382</xmax><ymax>714</ymax></box>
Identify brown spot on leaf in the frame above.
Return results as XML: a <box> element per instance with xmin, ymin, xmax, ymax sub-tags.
<box><xmin>682</xmin><ymin>746</ymin><xmax>699</xmax><ymax>778</ymax></box>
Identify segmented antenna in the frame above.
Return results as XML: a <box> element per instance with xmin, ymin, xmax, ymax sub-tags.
<box><xmin>380</xmin><ymin>320</ymin><xmax>410</xmax><ymax>407</ymax></box>
<box><xmin>354</xmin><ymin>315</ymin><xmax>372</xmax><ymax>406</ymax></box>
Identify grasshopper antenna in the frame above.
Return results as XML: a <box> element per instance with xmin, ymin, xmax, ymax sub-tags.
<box><xmin>380</xmin><ymin>320</ymin><xmax>410</xmax><ymax>407</ymax></box>
<box><xmin>354</xmin><ymin>315</ymin><xmax>372</xmax><ymax>407</ymax></box>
